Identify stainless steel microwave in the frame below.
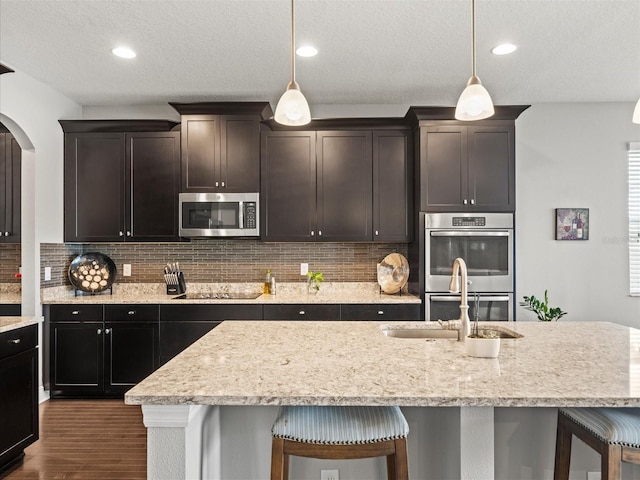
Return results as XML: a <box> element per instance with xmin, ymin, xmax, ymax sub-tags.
<box><xmin>179</xmin><ymin>192</ymin><xmax>259</xmax><ymax>237</ymax></box>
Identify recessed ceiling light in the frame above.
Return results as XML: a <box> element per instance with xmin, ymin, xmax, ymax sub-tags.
<box><xmin>111</xmin><ymin>46</ymin><xmax>136</xmax><ymax>59</ymax></box>
<box><xmin>296</xmin><ymin>45</ymin><xmax>318</xmax><ymax>57</ymax></box>
<box><xmin>491</xmin><ymin>43</ymin><xmax>517</xmax><ymax>55</ymax></box>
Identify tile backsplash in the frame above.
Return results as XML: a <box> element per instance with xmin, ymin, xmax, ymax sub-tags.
<box><xmin>0</xmin><ymin>244</ymin><xmax>21</xmax><ymax>283</ymax></box>
<box><xmin>40</xmin><ymin>240</ymin><xmax>409</xmax><ymax>287</ymax></box>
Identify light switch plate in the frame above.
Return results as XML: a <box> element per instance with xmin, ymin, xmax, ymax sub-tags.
<box><xmin>300</xmin><ymin>263</ymin><xmax>309</xmax><ymax>275</ymax></box>
<box><xmin>320</xmin><ymin>470</ymin><xmax>339</xmax><ymax>480</ymax></box>
<box><xmin>123</xmin><ymin>264</ymin><xmax>132</xmax><ymax>277</ymax></box>
<box><xmin>44</xmin><ymin>266</ymin><xmax>51</xmax><ymax>281</ymax></box>
<box><xmin>587</xmin><ymin>472</ymin><xmax>601</xmax><ymax>480</ymax></box>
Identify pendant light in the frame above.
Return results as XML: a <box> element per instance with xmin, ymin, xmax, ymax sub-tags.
<box><xmin>274</xmin><ymin>0</ymin><xmax>311</xmax><ymax>126</ymax></box>
<box><xmin>455</xmin><ymin>0</ymin><xmax>495</xmax><ymax>121</ymax></box>
<box><xmin>633</xmin><ymin>98</ymin><xmax>640</xmax><ymax>124</ymax></box>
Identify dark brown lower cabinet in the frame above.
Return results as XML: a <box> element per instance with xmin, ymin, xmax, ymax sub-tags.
<box><xmin>263</xmin><ymin>304</ymin><xmax>341</xmax><ymax>321</ymax></box>
<box><xmin>0</xmin><ymin>304</ymin><xmax>21</xmax><ymax>316</ymax></box>
<box><xmin>0</xmin><ymin>324</ymin><xmax>38</xmax><ymax>473</ymax></box>
<box><xmin>340</xmin><ymin>304</ymin><xmax>421</xmax><ymax>321</ymax></box>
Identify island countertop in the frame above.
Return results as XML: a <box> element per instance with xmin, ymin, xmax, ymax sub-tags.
<box><xmin>0</xmin><ymin>316</ymin><xmax>40</xmax><ymax>333</ymax></box>
<box><xmin>124</xmin><ymin>320</ymin><xmax>640</xmax><ymax>408</ymax></box>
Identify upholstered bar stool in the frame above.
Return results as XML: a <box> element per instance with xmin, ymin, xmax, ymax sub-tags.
<box><xmin>554</xmin><ymin>407</ymin><xmax>640</xmax><ymax>480</ymax></box>
<box><xmin>270</xmin><ymin>405</ymin><xmax>409</xmax><ymax>480</ymax></box>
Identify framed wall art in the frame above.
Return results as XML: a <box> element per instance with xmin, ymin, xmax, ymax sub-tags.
<box><xmin>556</xmin><ymin>208</ymin><xmax>589</xmax><ymax>240</ymax></box>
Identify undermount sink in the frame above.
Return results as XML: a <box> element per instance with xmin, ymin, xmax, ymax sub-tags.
<box><xmin>380</xmin><ymin>323</ymin><xmax>523</xmax><ymax>339</ymax></box>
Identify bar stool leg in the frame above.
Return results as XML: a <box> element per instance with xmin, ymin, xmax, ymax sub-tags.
<box><xmin>554</xmin><ymin>414</ymin><xmax>572</xmax><ymax>480</ymax></box>
<box><xmin>271</xmin><ymin>437</ymin><xmax>285</xmax><ymax>480</ymax></box>
<box><xmin>602</xmin><ymin>444</ymin><xmax>622</xmax><ymax>480</ymax></box>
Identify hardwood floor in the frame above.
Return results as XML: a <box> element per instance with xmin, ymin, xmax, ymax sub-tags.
<box><xmin>1</xmin><ymin>399</ymin><xmax>146</xmax><ymax>480</ymax></box>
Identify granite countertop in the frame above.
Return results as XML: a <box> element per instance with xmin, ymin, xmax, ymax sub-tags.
<box><xmin>125</xmin><ymin>320</ymin><xmax>640</xmax><ymax>408</ymax></box>
<box><xmin>0</xmin><ymin>316</ymin><xmax>40</xmax><ymax>334</ymax></box>
<box><xmin>41</xmin><ymin>282</ymin><xmax>421</xmax><ymax>305</ymax></box>
<box><xmin>0</xmin><ymin>283</ymin><xmax>21</xmax><ymax>304</ymax></box>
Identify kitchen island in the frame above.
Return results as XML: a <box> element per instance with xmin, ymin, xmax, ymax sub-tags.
<box><xmin>125</xmin><ymin>320</ymin><xmax>640</xmax><ymax>479</ymax></box>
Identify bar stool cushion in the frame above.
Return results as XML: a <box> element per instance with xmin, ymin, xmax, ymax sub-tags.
<box><xmin>560</xmin><ymin>407</ymin><xmax>640</xmax><ymax>447</ymax></box>
<box><xmin>272</xmin><ymin>406</ymin><xmax>409</xmax><ymax>445</ymax></box>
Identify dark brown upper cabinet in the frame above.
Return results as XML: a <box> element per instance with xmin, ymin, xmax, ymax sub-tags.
<box><xmin>0</xmin><ymin>126</ymin><xmax>21</xmax><ymax>243</ymax></box>
<box><xmin>170</xmin><ymin>102</ymin><xmax>272</xmax><ymax>193</ymax></box>
<box><xmin>373</xmin><ymin>131</ymin><xmax>412</xmax><ymax>242</ymax></box>
<box><xmin>420</xmin><ymin>125</ymin><xmax>515</xmax><ymax>212</ymax></box>
<box><xmin>60</xmin><ymin>121</ymin><xmax>180</xmax><ymax>242</ymax></box>
<box><xmin>261</xmin><ymin>130</ymin><xmax>373</xmax><ymax>242</ymax></box>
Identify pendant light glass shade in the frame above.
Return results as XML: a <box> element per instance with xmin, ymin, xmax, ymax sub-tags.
<box><xmin>275</xmin><ymin>81</ymin><xmax>311</xmax><ymax>125</ymax></box>
<box><xmin>455</xmin><ymin>0</ymin><xmax>494</xmax><ymax>121</ymax></box>
<box><xmin>455</xmin><ymin>75</ymin><xmax>495</xmax><ymax>120</ymax></box>
<box><xmin>633</xmin><ymin>98</ymin><xmax>640</xmax><ymax>124</ymax></box>
<box><xmin>274</xmin><ymin>0</ymin><xmax>311</xmax><ymax>126</ymax></box>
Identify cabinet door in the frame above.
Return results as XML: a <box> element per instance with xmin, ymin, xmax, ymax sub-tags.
<box><xmin>373</xmin><ymin>131</ymin><xmax>411</xmax><ymax>242</ymax></box>
<box><xmin>159</xmin><ymin>321</ymin><xmax>219</xmax><ymax>365</ymax></box>
<box><xmin>261</xmin><ymin>131</ymin><xmax>317</xmax><ymax>241</ymax></box>
<box><xmin>180</xmin><ymin>115</ymin><xmax>220</xmax><ymax>191</ymax></box>
<box><xmin>126</xmin><ymin>132</ymin><xmax>181</xmax><ymax>241</ymax></box>
<box><xmin>64</xmin><ymin>133</ymin><xmax>125</xmax><ymax>241</ymax></box>
<box><xmin>0</xmin><ymin>132</ymin><xmax>21</xmax><ymax>243</ymax></box>
<box><xmin>316</xmin><ymin>131</ymin><xmax>373</xmax><ymax>241</ymax></box>
<box><xmin>467</xmin><ymin>125</ymin><xmax>515</xmax><ymax>212</ymax></box>
<box><xmin>0</xmin><ymin>348</ymin><xmax>38</xmax><ymax>467</ymax></box>
<box><xmin>220</xmin><ymin>115</ymin><xmax>260</xmax><ymax>192</ymax></box>
<box><xmin>263</xmin><ymin>304</ymin><xmax>340</xmax><ymax>320</ymax></box>
<box><xmin>421</xmin><ymin>126</ymin><xmax>468</xmax><ymax>211</ymax></box>
<box><xmin>50</xmin><ymin>322</ymin><xmax>103</xmax><ymax>396</ymax></box>
<box><xmin>104</xmin><ymin>322</ymin><xmax>158</xmax><ymax>394</ymax></box>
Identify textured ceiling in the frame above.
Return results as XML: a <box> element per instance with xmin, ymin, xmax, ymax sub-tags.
<box><xmin>1</xmin><ymin>0</ymin><xmax>639</xmax><ymax>110</ymax></box>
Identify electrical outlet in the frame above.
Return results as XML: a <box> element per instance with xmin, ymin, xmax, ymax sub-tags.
<box><xmin>44</xmin><ymin>266</ymin><xmax>51</xmax><ymax>281</ymax></box>
<box><xmin>320</xmin><ymin>470</ymin><xmax>339</xmax><ymax>480</ymax></box>
<box><xmin>123</xmin><ymin>264</ymin><xmax>132</xmax><ymax>277</ymax></box>
<box><xmin>587</xmin><ymin>472</ymin><xmax>601</xmax><ymax>480</ymax></box>
<box><xmin>300</xmin><ymin>263</ymin><xmax>309</xmax><ymax>275</ymax></box>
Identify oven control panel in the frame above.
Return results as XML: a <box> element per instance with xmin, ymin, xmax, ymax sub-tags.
<box><xmin>452</xmin><ymin>216</ymin><xmax>486</xmax><ymax>227</ymax></box>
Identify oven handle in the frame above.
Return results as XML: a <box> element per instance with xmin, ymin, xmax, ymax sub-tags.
<box><xmin>429</xmin><ymin>231</ymin><xmax>510</xmax><ymax>237</ymax></box>
<box><xmin>430</xmin><ymin>295</ymin><xmax>511</xmax><ymax>302</ymax></box>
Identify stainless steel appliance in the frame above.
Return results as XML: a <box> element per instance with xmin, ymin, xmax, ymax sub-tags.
<box><xmin>179</xmin><ymin>192</ymin><xmax>259</xmax><ymax>237</ymax></box>
<box><xmin>425</xmin><ymin>293</ymin><xmax>513</xmax><ymax>321</ymax></box>
<box><xmin>424</xmin><ymin>212</ymin><xmax>514</xmax><ymax>321</ymax></box>
<box><xmin>425</xmin><ymin>213</ymin><xmax>513</xmax><ymax>292</ymax></box>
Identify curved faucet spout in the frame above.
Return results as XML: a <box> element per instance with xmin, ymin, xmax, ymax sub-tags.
<box><xmin>449</xmin><ymin>257</ymin><xmax>470</xmax><ymax>341</ymax></box>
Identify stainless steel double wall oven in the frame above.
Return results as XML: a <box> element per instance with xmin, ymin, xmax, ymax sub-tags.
<box><xmin>424</xmin><ymin>212</ymin><xmax>514</xmax><ymax>321</ymax></box>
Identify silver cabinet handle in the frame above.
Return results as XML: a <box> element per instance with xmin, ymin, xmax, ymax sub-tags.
<box><xmin>318</xmin><ymin>230</ymin><xmax>322</xmax><ymax>236</ymax></box>
<box><xmin>375</xmin><ymin>230</ymin><xmax>379</xmax><ymax>236</ymax></box>
<box><xmin>128</xmin><ymin>310</ymin><xmax>136</xmax><ymax>315</ymax></box>
<box><xmin>105</xmin><ymin>328</ymin><xmax>111</xmax><ymax>334</ymax></box>
<box><xmin>4</xmin><ymin>232</ymin><xmax>9</xmax><ymax>236</ymax></box>
<box><xmin>298</xmin><ymin>310</ymin><xmax>305</xmax><ymax>315</ymax></box>
<box><xmin>463</xmin><ymin>199</ymin><xmax>468</xmax><ymax>205</ymax></box>
<box><xmin>10</xmin><ymin>338</ymin><xmax>21</xmax><ymax>344</ymax></box>
<box><xmin>377</xmin><ymin>310</ymin><xmax>384</xmax><ymax>315</ymax></box>
<box><xmin>97</xmin><ymin>329</ymin><xmax>102</xmax><ymax>334</ymax></box>
<box><xmin>311</xmin><ymin>231</ymin><xmax>315</xmax><ymax>236</ymax></box>
<box><xmin>126</xmin><ymin>231</ymin><xmax>131</xmax><ymax>236</ymax></box>
<box><xmin>221</xmin><ymin>182</ymin><xmax>225</xmax><ymax>187</ymax></box>
<box><xmin>470</xmin><ymin>199</ymin><xmax>475</xmax><ymax>205</ymax></box>
<box><xmin>215</xmin><ymin>181</ymin><xmax>219</xmax><ymax>187</ymax></box>
<box><xmin>71</xmin><ymin>310</ymin><xmax>80</xmax><ymax>315</ymax></box>
<box><xmin>119</xmin><ymin>231</ymin><xmax>124</xmax><ymax>237</ymax></box>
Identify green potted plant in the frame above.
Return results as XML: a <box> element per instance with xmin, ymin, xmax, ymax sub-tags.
<box><xmin>306</xmin><ymin>271</ymin><xmax>324</xmax><ymax>294</ymax></box>
<box><xmin>520</xmin><ymin>290</ymin><xmax>567</xmax><ymax>321</ymax></box>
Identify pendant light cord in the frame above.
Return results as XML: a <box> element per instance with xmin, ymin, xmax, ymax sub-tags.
<box><xmin>290</xmin><ymin>0</ymin><xmax>296</xmax><ymax>84</ymax></box>
<box><xmin>471</xmin><ymin>0</ymin><xmax>476</xmax><ymax>77</ymax></box>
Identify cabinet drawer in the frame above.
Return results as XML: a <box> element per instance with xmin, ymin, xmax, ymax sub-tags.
<box><xmin>48</xmin><ymin>304</ymin><xmax>103</xmax><ymax>321</ymax></box>
<box><xmin>0</xmin><ymin>304</ymin><xmax>21</xmax><ymax>316</ymax></box>
<box><xmin>0</xmin><ymin>324</ymin><xmax>37</xmax><ymax>359</ymax></box>
<box><xmin>160</xmin><ymin>304</ymin><xmax>262</xmax><ymax>321</ymax></box>
<box><xmin>340</xmin><ymin>304</ymin><xmax>421</xmax><ymax>321</ymax></box>
<box><xmin>263</xmin><ymin>304</ymin><xmax>340</xmax><ymax>321</ymax></box>
<box><xmin>105</xmin><ymin>304</ymin><xmax>159</xmax><ymax>322</ymax></box>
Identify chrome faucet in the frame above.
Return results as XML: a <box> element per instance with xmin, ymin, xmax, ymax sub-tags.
<box><xmin>448</xmin><ymin>257</ymin><xmax>471</xmax><ymax>341</ymax></box>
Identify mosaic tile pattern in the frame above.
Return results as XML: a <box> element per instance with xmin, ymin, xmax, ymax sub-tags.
<box><xmin>0</xmin><ymin>243</ymin><xmax>21</xmax><ymax>283</ymax></box>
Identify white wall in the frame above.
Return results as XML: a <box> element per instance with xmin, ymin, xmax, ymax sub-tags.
<box><xmin>516</xmin><ymin>103</ymin><xmax>640</xmax><ymax>326</ymax></box>
<box><xmin>0</xmin><ymin>70</ymin><xmax>80</xmax><ymax>314</ymax></box>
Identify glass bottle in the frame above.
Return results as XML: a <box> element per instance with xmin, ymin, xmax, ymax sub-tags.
<box><xmin>264</xmin><ymin>269</ymin><xmax>271</xmax><ymax>294</ymax></box>
<box><xmin>577</xmin><ymin>214</ymin><xmax>583</xmax><ymax>239</ymax></box>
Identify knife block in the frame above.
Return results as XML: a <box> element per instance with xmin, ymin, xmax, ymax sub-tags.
<box><xmin>166</xmin><ymin>272</ymin><xmax>187</xmax><ymax>295</ymax></box>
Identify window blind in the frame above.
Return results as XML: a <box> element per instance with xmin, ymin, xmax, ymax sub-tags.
<box><xmin>629</xmin><ymin>142</ymin><xmax>640</xmax><ymax>295</ymax></box>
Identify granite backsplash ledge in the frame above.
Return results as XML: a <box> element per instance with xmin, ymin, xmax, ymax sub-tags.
<box><xmin>40</xmin><ymin>241</ymin><xmax>409</xmax><ymax>287</ymax></box>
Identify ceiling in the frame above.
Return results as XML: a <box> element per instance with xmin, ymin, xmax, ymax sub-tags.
<box><xmin>1</xmin><ymin>0</ymin><xmax>639</xmax><ymax>112</ymax></box>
